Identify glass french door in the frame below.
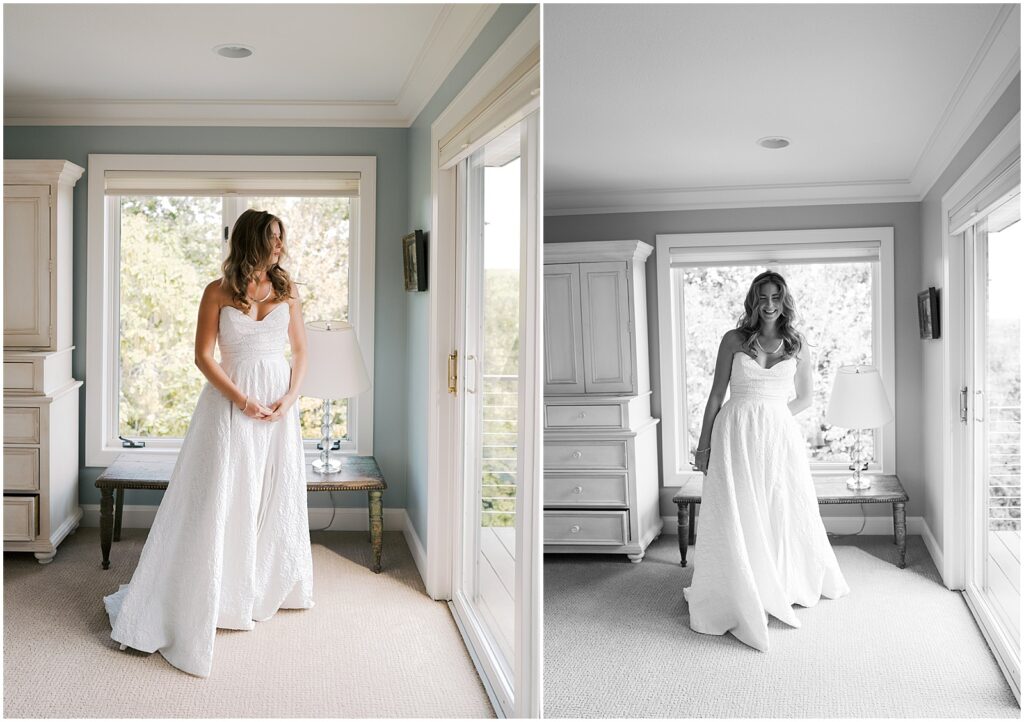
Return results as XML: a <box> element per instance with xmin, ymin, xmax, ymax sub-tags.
<box><xmin>965</xmin><ymin>190</ymin><xmax>1021</xmax><ymax>697</ymax></box>
<box><xmin>452</xmin><ymin>112</ymin><xmax>539</xmax><ymax>716</ymax></box>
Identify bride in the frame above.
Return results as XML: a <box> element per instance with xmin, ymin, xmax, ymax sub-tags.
<box><xmin>684</xmin><ymin>270</ymin><xmax>849</xmax><ymax>651</ymax></box>
<box><xmin>103</xmin><ymin>209</ymin><xmax>315</xmax><ymax>677</ymax></box>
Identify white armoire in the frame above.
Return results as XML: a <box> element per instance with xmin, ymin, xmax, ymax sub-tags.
<box><xmin>543</xmin><ymin>240</ymin><xmax>662</xmax><ymax>562</ymax></box>
<box><xmin>4</xmin><ymin>160</ymin><xmax>84</xmax><ymax>563</ymax></box>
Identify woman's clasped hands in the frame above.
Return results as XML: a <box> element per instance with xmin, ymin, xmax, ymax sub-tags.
<box><xmin>239</xmin><ymin>393</ymin><xmax>297</xmax><ymax>422</ymax></box>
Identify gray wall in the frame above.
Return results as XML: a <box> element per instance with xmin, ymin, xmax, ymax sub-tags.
<box><xmin>546</xmin><ymin>203</ymin><xmax>924</xmax><ymax>520</ymax></box>
<box><xmin>405</xmin><ymin>3</ymin><xmax>535</xmax><ymax>543</ymax></box>
<box><xmin>3</xmin><ymin>126</ymin><xmax>409</xmax><ymax>508</ymax></box>
<box><xmin>919</xmin><ymin>74</ymin><xmax>1021</xmax><ymax>551</ymax></box>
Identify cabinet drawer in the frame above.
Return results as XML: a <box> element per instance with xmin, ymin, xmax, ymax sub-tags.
<box><xmin>3</xmin><ymin>495</ymin><xmax>37</xmax><ymax>541</ymax></box>
<box><xmin>4</xmin><ymin>362</ymin><xmax>36</xmax><ymax>392</ymax></box>
<box><xmin>3</xmin><ymin>447</ymin><xmax>39</xmax><ymax>491</ymax></box>
<box><xmin>545</xmin><ymin>404</ymin><xmax>622</xmax><ymax>429</ymax></box>
<box><xmin>545</xmin><ymin>474</ymin><xmax>628</xmax><ymax>507</ymax></box>
<box><xmin>3</xmin><ymin>407</ymin><xmax>40</xmax><ymax>444</ymax></box>
<box><xmin>545</xmin><ymin>439</ymin><xmax>627</xmax><ymax>470</ymax></box>
<box><xmin>545</xmin><ymin>510</ymin><xmax>628</xmax><ymax>545</ymax></box>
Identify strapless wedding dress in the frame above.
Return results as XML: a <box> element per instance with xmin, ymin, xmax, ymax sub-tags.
<box><xmin>683</xmin><ymin>352</ymin><xmax>849</xmax><ymax>651</ymax></box>
<box><xmin>103</xmin><ymin>302</ymin><xmax>314</xmax><ymax>677</ymax></box>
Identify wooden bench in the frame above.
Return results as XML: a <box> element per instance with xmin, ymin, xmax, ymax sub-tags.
<box><xmin>94</xmin><ymin>454</ymin><xmax>387</xmax><ymax>573</ymax></box>
<box><xmin>672</xmin><ymin>474</ymin><xmax>909</xmax><ymax>568</ymax></box>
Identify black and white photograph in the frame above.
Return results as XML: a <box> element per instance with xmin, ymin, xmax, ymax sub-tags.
<box><xmin>542</xmin><ymin>3</ymin><xmax>1020</xmax><ymax>718</ymax></box>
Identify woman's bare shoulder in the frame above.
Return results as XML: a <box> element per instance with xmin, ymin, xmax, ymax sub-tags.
<box><xmin>721</xmin><ymin>328</ymin><xmax>746</xmax><ymax>349</ymax></box>
<box><xmin>202</xmin><ymin>278</ymin><xmax>231</xmax><ymax>305</ymax></box>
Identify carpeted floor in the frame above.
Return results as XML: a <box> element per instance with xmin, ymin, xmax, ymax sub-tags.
<box><xmin>544</xmin><ymin>534</ymin><xmax>1019</xmax><ymax>719</ymax></box>
<box><xmin>4</xmin><ymin>527</ymin><xmax>494</xmax><ymax>718</ymax></box>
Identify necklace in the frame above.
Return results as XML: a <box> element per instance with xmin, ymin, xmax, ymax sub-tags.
<box><xmin>755</xmin><ymin>336</ymin><xmax>784</xmax><ymax>355</ymax></box>
<box><xmin>247</xmin><ymin>279</ymin><xmax>273</xmax><ymax>304</ymax></box>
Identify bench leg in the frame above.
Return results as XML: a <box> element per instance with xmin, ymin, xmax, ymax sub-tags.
<box><xmin>114</xmin><ymin>487</ymin><xmax>124</xmax><ymax>542</ymax></box>
<box><xmin>689</xmin><ymin>503</ymin><xmax>697</xmax><ymax>546</ymax></box>
<box><xmin>368</xmin><ymin>490</ymin><xmax>383</xmax><ymax>573</ymax></box>
<box><xmin>677</xmin><ymin>503</ymin><xmax>689</xmax><ymax>567</ymax></box>
<box><xmin>100</xmin><ymin>488</ymin><xmax>114</xmax><ymax>570</ymax></box>
<box><xmin>893</xmin><ymin>502</ymin><xmax>907</xmax><ymax>569</ymax></box>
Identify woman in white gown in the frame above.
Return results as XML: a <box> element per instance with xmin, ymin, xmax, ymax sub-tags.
<box><xmin>103</xmin><ymin>209</ymin><xmax>315</xmax><ymax>677</ymax></box>
<box><xmin>683</xmin><ymin>271</ymin><xmax>849</xmax><ymax>652</ymax></box>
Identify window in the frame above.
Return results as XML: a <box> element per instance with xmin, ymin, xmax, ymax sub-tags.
<box><xmin>655</xmin><ymin>228</ymin><xmax>895</xmax><ymax>487</ymax></box>
<box><xmin>86</xmin><ymin>155</ymin><xmax>376</xmax><ymax>466</ymax></box>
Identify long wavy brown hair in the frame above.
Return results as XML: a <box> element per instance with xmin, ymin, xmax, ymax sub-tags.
<box><xmin>736</xmin><ymin>270</ymin><xmax>805</xmax><ymax>358</ymax></box>
<box><xmin>221</xmin><ymin>209</ymin><xmax>294</xmax><ymax>313</ymax></box>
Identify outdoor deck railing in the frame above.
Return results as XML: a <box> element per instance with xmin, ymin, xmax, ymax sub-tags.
<box><xmin>481</xmin><ymin>373</ymin><xmax>518</xmax><ymax>527</ymax></box>
<box><xmin>988</xmin><ymin>404</ymin><xmax>1021</xmax><ymax>531</ymax></box>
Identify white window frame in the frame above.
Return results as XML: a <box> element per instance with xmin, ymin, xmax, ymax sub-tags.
<box><xmin>655</xmin><ymin>227</ymin><xmax>896</xmax><ymax>489</ymax></box>
<box><xmin>85</xmin><ymin>154</ymin><xmax>376</xmax><ymax>467</ymax></box>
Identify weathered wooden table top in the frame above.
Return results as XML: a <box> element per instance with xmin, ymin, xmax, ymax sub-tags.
<box><xmin>95</xmin><ymin>454</ymin><xmax>387</xmax><ymax>492</ymax></box>
<box><xmin>673</xmin><ymin>474</ymin><xmax>907</xmax><ymax>504</ymax></box>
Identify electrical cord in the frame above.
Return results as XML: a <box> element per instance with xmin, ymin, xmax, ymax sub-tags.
<box><xmin>826</xmin><ymin>503</ymin><xmax>868</xmax><ymax>538</ymax></box>
<box><xmin>310</xmin><ymin>490</ymin><xmax>338</xmax><ymax>531</ymax></box>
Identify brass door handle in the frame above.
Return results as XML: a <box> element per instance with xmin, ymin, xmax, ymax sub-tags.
<box><xmin>448</xmin><ymin>351</ymin><xmax>458</xmax><ymax>394</ymax></box>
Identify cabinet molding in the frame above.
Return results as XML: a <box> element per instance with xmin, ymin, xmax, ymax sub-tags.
<box><xmin>4</xmin><ymin>160</ymin><xmax>84</xmax><ymax>563</ymax></box>
<box><xmin>543</xmin><ymin>240</ymin><xmax>662</xmax><ymax>562</ymax></box>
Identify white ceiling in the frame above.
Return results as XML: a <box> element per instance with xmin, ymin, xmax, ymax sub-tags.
<box><xmin>3</xmin><ymin>3</ymin><xmax>498</xmax><ymax>127</ymax></box>
<box><xmin>544</xmin><ymin>3</ymin><xmax>1021</xmax><ymax>214</ymax></box>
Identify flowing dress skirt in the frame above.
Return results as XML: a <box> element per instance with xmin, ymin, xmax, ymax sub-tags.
<box><xmin>103</xmin><ymin>350</ymin><xmax>314</xmax><ymax>677</ymax></box>
<box><xmin>683</xmin><ymin>384</ymin><xmax>849</xmax><ymax>651</ymax></box>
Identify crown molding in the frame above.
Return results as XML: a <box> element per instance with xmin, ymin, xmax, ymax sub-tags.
<box><xmin>544</xmin><ymin>179</ymin><xmax>922</xmax><ymax>216</ymax></box>
<box><xmin>396</xmin><ymin>4</ymin><xmax>499</xmax><ymax>124</ymax></box>
<box><xmin>908</xmin><ymin>4</ymin><xmax>1021</xmax><ymax>200</ymax></box>
<box><xmin>545</xmin><ymin>4</ymin><xmax>1021</xmax><ymax>216</ymax></box>
<box><xmin>3</xmin><ymin>4</ymin><xmax>497</xmax><ymax>128</ymax></box>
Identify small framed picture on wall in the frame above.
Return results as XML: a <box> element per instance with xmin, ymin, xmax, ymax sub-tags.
<box><xmin>917</xmin><ymin>287</ymin><xmax>940</xmax><ymax>339</ymax></box>
<box><xmin>403</xmin><ymin>230</ymin><xmax>427</xmax><ymax>292</ymax></box>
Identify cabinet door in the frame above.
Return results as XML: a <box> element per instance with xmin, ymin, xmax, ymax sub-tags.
<box><xmin>579</xmin><ymin>261</ymin><xmax>633</xmax><ymax>394</ymax></box>
<box><xmin>543</xmin><ymin>264</ymin><xmax>586</xmax><ymax>394</ymax></box>
<box><xmin>4</xmin><ymin>185</ymin><xmax>51</xmax><ymax>347</ymax></box>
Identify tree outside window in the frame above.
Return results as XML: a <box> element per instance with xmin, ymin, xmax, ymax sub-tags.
<box><xmin>678</xmin><ymin>261</ymin><xmax>875</xmax><ymax>465</ymax></box>
<box><xmin>118</xmin><ymin>195</ymin><xmax>353</xmax><ymax>443</ymax></box>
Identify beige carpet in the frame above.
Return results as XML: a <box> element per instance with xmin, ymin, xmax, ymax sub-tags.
<box><xmin>545</xmin><ymin>535</ymin><xmax>1020</xmax><ymax>719</ymax></box>
<box><xmin>4</xmin><ymin>527</ymin><xmax>494</xmax><ymax>718</ymax></box>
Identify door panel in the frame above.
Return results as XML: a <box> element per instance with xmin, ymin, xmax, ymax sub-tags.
<box><xmin>543</xmin><ymin>264</ymin><xmax>585</xmax><ymax>394</ymax></box>
<box><xmin>579</xmin><ymin>261</ymin><xmax>633</xmax><ymax>393</ymax></box>
<box><xmin>965</xmin><ymin>191</ymin><xmax>1020</xmax><ymax>696</ymax></box>
<box><xmin>4</xmin><ymin>185</ymin><xmax>51</xmax><ymax>346</ymax></box>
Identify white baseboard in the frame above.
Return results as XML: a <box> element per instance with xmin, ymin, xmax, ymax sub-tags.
<box><xmin>661</xmin><ymin>513</ymin><xmax>926</xmax><ymax>536</ymax></box>
<box><xmin>919</xmin><ymin>516</ymin><xmax>947</xmax><ymax>585</ymax></box>
<box><xmin>403</xmin><ymin>510</ymin><xmax>428</xmax><ymax>583</ymax></box>
<box><xmin>80</xmin><ymin>503</ymin><xmax>407</xmax><ymax>532</ymax></box>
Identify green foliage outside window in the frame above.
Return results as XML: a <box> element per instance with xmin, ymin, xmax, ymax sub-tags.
<box><xmin>680</xmin><ymin>262</ymin><xmax>875</xmax><ymax>465</ymax></box>
<box><xmin>119</xmin><ymin>195</ymin><xmax>353</xmax><ymax>443</ymax></box>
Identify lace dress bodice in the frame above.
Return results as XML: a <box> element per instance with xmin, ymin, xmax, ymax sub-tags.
<box><xmin>728</xmin><ymin>352</ymin><xmax>796</xmax><ymax>404</ymax></box>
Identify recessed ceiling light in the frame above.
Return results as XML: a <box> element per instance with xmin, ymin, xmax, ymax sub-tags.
<box><xmin>214</xmin><ymin>44</ymin><xmax>254</xmax><ymax>59</ymax></box>
<box><xmin>757</xmin><ymin>136</ymin><xmax>791</xmax><ymax>150</ymax></box>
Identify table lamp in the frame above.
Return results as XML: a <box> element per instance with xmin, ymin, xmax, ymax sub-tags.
<box><xmin>825</xmin><ymin>365</ymin><xmax>893</xmax><ymax>490</ymax></box>
<box><xmin>301</xmin><ymin>320</ymin><xmax>371</xmax><ymax>474</ymax></box>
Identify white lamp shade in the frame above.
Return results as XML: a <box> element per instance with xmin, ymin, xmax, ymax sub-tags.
<box><xmin>300</xmin><ymin>320</ymin><xmax>371</xmax><ymax>399</ymax></box>
<box><xmin>826</xmin><ymin>365</ymin><xmax>894</xmax><ymax>428</ymax></box>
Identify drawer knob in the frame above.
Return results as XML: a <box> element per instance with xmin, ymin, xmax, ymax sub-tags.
<box><xmin>577</xmin><ymin>411</ymin><xmax>587</xmax><ymax>419</ymax></box>
<box><xmin>572</xmin><ymin>485</ymin><xmax>584</xmax><ymax>494</ymax></box>
<box><xmin>569</xmin><ymin>524</ymin><xmax>581</xmax><ymax>534</ymax></box>
<box><xmin>571</xmin><ymin>450</ymin><xmax>583</xmax><ymax>459</ymax></box>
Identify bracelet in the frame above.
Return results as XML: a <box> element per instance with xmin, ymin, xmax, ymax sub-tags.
<box><xmin>239</xmin><ymin>395</ymin><xmax>248</xmax><ymax>411</ymax></box>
